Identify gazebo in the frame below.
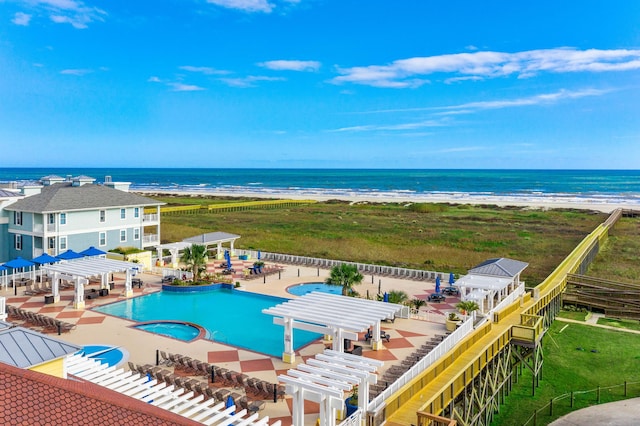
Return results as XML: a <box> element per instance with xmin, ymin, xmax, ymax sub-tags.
<box><xmin>42</xmin><ymin>257</ymin><xmax>140</xmax><ymax>309</ymax></box>
<box><xmin>183</xmin><ymin>232</ymin><xmax>241</xmax><ymax>259</ymax></box>
<box><xmin>263</xmin><ymin>292</ymin><xmax>404</xmax><ymax>363</ymax></box>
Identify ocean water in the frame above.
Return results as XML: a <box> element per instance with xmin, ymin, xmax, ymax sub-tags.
<box><xmin>1</xmin><ymin>168</ymin><xmax>639</xmax><ymax>206</ymax></box>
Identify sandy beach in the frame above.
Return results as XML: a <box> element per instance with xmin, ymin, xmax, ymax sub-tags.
<box><xmin>134</xmin><ymin>189</ymin><xmax>638</xmax><ymax>214</ymax></box>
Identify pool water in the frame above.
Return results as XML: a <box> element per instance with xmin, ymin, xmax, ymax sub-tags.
<box><xmin>93</xmin><ymin>289</ymin><xmax>321</xmax><ymax>357</ymax></box>
<box><xmin>287</xmin><ymin>282</ymin><xmax>344</xmax><ymax>296</ymax></box>
<box><xmin>135</xmin><ymin>322</ymin><xmax>201</xmax><ymax>341</ymax></box>
<box><xmin>79</xmin><ymin>345</ymin><xmax>126</xmax><ymax>367</ymax></box>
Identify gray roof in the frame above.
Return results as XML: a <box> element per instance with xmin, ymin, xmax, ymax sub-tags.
<box><xmin>183</xmin><ymin>231</ymin><xmax>241</xmax><ymax>244</ymax></box>
<box><xmin>0</xmin><ymin>189</ymin><xmax>21</xmax><ymax>198</ymax></box>
<box><xmin>0</xmin><ymin>327</ymin><xmax>81</xmax><ymax>368</ymax></box>
<box><xmin>468</xmin><ymin>257</ymin><xmax>529</xmax><ymax>278</ymax></box>
<box><xmin>5</xmin><ymin>182</ymin><xmax>163</xmax><ymax>213</ymax></box>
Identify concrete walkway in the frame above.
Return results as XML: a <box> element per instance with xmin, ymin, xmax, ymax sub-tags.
<box><xmin>548</xmin><ymin>397</ymin><xmax>640</xmax><ymax>426</ymax></box>
<box><xmin>555</xmin><ymin>313</ymin><xmax>640</xmax><ymax>335</ymax></box>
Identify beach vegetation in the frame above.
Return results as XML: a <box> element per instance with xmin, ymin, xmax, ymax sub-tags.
<box><xmin>157</xmin><ymin>197</ymin><xmax>607</xmax><ymax>285</ymax></box>
<box><xmin>325</xmin><ymin>263</ymin><xmax>364</xmax><ymax>296</ymax></box>
<box><xmin>387</xmin><ymin>290</ymin><xmax>409</xmax><ymax>304</ymax></box>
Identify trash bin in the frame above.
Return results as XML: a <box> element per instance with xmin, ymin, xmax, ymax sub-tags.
<box><xmin>99</xmin><ymin>288</ymin><xmax>109</xmax><ymax>297</ymax></box>
<box><xmin>44</xmin><ymin>295</ymin><xmax>54</xmax><ymax>304</ymax></box>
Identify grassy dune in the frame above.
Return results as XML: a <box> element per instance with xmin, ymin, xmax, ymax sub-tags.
<box><xmin>157</xmin><ymin>197</ymin><xmax>606</xmax><ymax>286</ymax></box>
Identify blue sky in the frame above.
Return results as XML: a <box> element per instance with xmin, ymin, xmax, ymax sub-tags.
<box><xmin>1</xmin><ymin>0</ymin><xmax>639</xmax><ymax>169</ymax></box>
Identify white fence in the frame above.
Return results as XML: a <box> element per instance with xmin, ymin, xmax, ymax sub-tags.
<box><xmin>489</xmin><ymin>283</ymin><xmax>526</xmax><ymax>321</ymax></box>
<box><xmin>338</xmin><ymin>409</ymin><xmax>362</xmax><ymax>426</ymax></box>
<box><xmin>367</xmin><ymin>318</ymin><xmax>474</xmax><ymax>414</ymax></box>
<box><xmin>235</xmin><ymin>249</ymin><xmax>450</xmax><ymax>282</ymax></box>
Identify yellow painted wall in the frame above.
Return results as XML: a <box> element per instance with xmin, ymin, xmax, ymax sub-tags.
<box><xmin>30</xmin><ymin>358</ymin><xmax>65</xmax><ymax>378</ymax></box>
<box><xmin>124</xmin><ymin>251</ymin><xmax>153</xmax><ymax>272</ymax></box>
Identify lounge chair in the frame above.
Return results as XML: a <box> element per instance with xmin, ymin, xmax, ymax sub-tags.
<box><xmin>159</xmin><ymin>351</ymin><xmax>173</xmax><ymax>366</ymax></box>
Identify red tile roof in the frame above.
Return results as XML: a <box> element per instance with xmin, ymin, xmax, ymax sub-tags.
<box><xmin>0</xmin><ymin>362</ymin><xmax>201</xmax><ymax>425</ymax></box>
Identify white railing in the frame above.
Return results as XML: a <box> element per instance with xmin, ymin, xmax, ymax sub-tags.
<box><xmin>367</xmin><ymin>318</ymin><xmax>474</xmax><ymax>414</ymax></box>
<box><xmin>234</xmin><ymin>249</ymin><xmax>451</xmax><ymax>282</ymax></box>
<box><xmin>338</xmin><ymin>409</ymin><xmax>362</xmax><ymax>426</ymax></box>
<box><xmin>33</xmin><ymin>224</ymin><xmax>44</xmax><ymax>233</ymax></box>
<box><xmin>0</xmin><ymin>296</ymin><xmax>6</xmax><ymax>321</ymax></box>
<box><xmin>488</xmin><ymin>284</ymin><xmax>526</xmax><ymax>320</ymax></box>
<box><xmin>143</xmin><ymin>233</ymin><xmax>158</xmax><ymax>244</ymax></box>
<box><xmin>143</xmin><ymin>213</ymin><xmax>158</xmax><ymax>222</ymax></box>
<box><xmin>47</xmin><ymin>223</ymin><xmax>56</xmax><ymax>232</ymax></box>
<box><xmin>160</xmin><ymin>268</ymin><xmax>193</xmax><ymax>281</ymax></box>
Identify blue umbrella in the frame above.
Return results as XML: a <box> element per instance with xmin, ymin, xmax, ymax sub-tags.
<box><xmin>257</xmin><ymin>250</ymin><xmax>261</xmax><ymax>260</ymax></box>
<box><xmin>57</xmin><ymin>250</ymin><xmax>83</xmax><ymax>260</ymax></box>
<box><xmin>226</xmin><ymin>395</ymin><xmax>235</xmax><ymax>415</ymax></box>
<box><xmin>4</xmin><ymin>257</ymin><xmax>35</xmax><ymax>269</ymax></box>
<box><xmin>449</xmin><ymin>272</ymin><xmax>455</xmax><ymax>285</ymax></box>
<box><xmin>435</xmin><ymin>276</ymin><xmax>441</xmax><ymax>293</ymax></box>
<box><xmin>80</xmin><ymin>246</ymin><xmax>107</xmax><ymax>257</ymax></box>
<box><xmin>224</xmin><ymin>250</ymin><xmax>232</xmax><ymax>269</ymax></box>
<box><xmin>32</xmin><ymin>253</ymin><xmax>60</xmax><ymax>265</ymax></box>
<box><xmin>383</xmin><ymin>292</ymin><xmax>389</xmax><ymax>303</ymax></box>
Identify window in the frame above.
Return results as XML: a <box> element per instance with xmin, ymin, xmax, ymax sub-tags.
<box><xmin>60</xmin><ymin>236</ymin><xmax>67</xmax><ymax>251</ymax></box>
<box><xmin>13</xmin><ymin>211</ymin><xmax>22</xmax><ymax>225</ymax></box>
<box><xmin>48</xmin><ymin>237</ymin><xmax>56</xmax><ymax>249</ymax></box>
<box><xmin>134</xmin><ymin>228</ymin><xmax>140</xmax><ymax>240</ymax></box>
<box><xmin>48</xmin><ymin>213</ymin><xmax>55</xmax><ymax>224</ymax></box>
<box><xmin>14</xmin><ymin>234</ymin><xmax>22</xmax><ymax>250</ymax></box>
<box><xmin>120</xmin><ymin>229</ymin><xmax>126</xmax><ymax>242</ymax></box>
<box><xmin>60</xmin><ymin>213</ymin><xmax>66</xmax><ymax>225</ymax></box>
<box><xmin>120</xmin><ymin>208</ymin><xmax>126</xmax><ymax>219</ymax></box>
<box><xmin>99</xmin><ymin>232</ymin><xmax>106</xmax><ymax>246</ymax></box>
<box><xmin>99</xmin><ymin>210</ymin><xmax>106</xmax><ymax>223</ymax></box>
<box><xmin>134</xmin><ymin>207</ymin><xmax>140</xmax><ymax>218</ymax></box>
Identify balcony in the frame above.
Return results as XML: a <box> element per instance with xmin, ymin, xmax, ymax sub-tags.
<box><xmin>143</xmin><ymin>233</ymin><xmax>159</xmax><ymax>246</ymax></box>
<box><xmin>143</xmin><ymin>213</ymin><xmax>159</xmax><ymax>223</ymax></box>
<box><xmin>47</xmin><ymin>223</ymin><xmax>56</xmax><ymax>232</ymax></box>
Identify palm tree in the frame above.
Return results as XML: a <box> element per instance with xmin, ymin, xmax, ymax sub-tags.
<box><xmin>456</xmin><ymin>300</ymin><xmax>479</xmax><ymax>317</ymax></box>
<box><xmin>325</xmin><ymin>263</ymin><xmax>364</xmax><ymax>296</ymax></box>
<box><xmin>180</xmin><ymin>244</ymin><xmax>208</xmax><ymax>281</ymax></box>
<box><xmin>411</xmin><ymin>298</ymin><xmax>427</xmax><ymax>311</ymax></box>
<box><xmin>387</xmin><ymin>290</ymin><xmax>409</xmax><ymax>304</ymax></box>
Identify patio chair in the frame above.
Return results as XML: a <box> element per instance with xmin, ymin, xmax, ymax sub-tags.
<box><xmin>159</xmin><ymin>351</ymin><xmax>174</xmax><ymax>366</ymax></box>
<box><xmin>214</xmin><ymin>388</ymin><xmax>231</xmax><ymax>402</ymax></box>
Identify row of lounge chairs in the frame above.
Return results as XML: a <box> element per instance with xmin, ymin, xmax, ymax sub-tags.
<box><xmin>370</xmin><ymin>333</ymin><xmax>451</xmax><ymax>398</ymax></box>
<box><xmin>129</xmin><ymin>361</ymin><xmax>267</xmax><ymax>415</ymax></box>
<box><xmin>5</xmin><ymin>305</ymin><xmax>76</xmax><ymax>334</ymax></box>
<box><xmin>158</xmin><ymin>351</ymin><xmax>285</xmax><ymax>402</ymax></box>
<box><xmin>23</xmin><ymin>279</ymin><xmax>74</xmax><ymax>296</ymax></box>
<box><xmin>243</xmin><ymin>265</ymin><xmax>284</xmax><ymax>281</ymax></box>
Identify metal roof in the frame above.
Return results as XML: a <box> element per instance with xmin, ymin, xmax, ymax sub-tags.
<box><xmin>183</xmin><ymin>232</ymin><xmax>241</xmax><ymax>245</ymax></box>
<box><xmin>468</xmin><ymin>257</ymin><xmax>528</xmax><ymax>278</ymax></box>
<box><xmin>0</xmin><ymin>189</ymin><xmax>22</xmax><ymax>198</ymax></box>
<box><xmin>263</xmin><ymin>292</ymin><xmax>402</xmax><ymax>331</ymax></box>
<box><xmin>5</xmin><ymin>182</ymin><xmax>163</xmax><ymax>213</ymax></box>
<box><xmin>0</xmin><ymin>327</ymin><xmax>81</xmax><ymax>368</ymax></box>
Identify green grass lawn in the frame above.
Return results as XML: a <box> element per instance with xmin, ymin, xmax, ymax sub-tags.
<box><xmin>597</xmin><ymin>317</ymin><xmax>640</xmax><ymax>332</ymax></box>
<box><xmin>491</xmin><ymin>321</ymin><xmax>640</xmax><ymax>425</ymax></box>
<box><xmin>556</xmin><ymin>310</ymin><xmax>589</xmax><ymax>321</ymax></box>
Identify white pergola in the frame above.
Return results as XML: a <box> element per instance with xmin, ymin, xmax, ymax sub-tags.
<box><xmin>42</xmin><ymin>257</ymin><xmax>140</xmax><ymax>309</ymax></box>
<box><xmin>263</xmin><ymin>292</ymin><xmax>404</xmax><ymax>363</ymax></box>
<box><xmin>155</xmin><ymin>241</ymin><xmax>193</xmax><ymax>269</ymax></box>
<box><xmin>455</xmin><ymin>274</ymin><xmax>514</xmax><ymax>314</ymax></box>
<box><xmin>183</xmin><ymin>232</ymin><xmax>241</xmax><ymax>259</ymax></box>
<box><xmin>279</xmin><ymin>349</ymin><xmax>383</xmax><ymax>426</ymax></box>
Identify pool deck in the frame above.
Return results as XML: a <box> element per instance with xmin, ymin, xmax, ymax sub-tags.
<box><xmin>1</xmin><ymin>259</ymin><xmax>460</xmax><ymax>425</ymax></box>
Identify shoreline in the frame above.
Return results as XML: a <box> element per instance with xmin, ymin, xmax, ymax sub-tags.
<box><xmin>133</xmin><ymin>189</ymin><xmax>639</xmax><ymax>214</ymax></box>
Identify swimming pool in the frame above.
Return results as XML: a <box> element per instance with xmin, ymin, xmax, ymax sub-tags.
<box><xmin>79</xmin><ymin>345</ymin><xmax>127</xmax><ymax>367</ymax></box>
<box><xmin>287</xmin><ymin>282</ymin><xmax>344</xmax><ymax>296</ymax></box>
<box><xmin>93</xmin><ymin>289</ymin><xmax>321</xmax><ymax>357</ymax></box>
<box><xmin>135</xmin><ymin>322</ymin><xmax>202</xmax><ymax>342</ymax></box>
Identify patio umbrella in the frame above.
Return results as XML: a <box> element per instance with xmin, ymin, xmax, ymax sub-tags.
<box><xmin>225</xmin><ymin>395</ymin><xmax>235</xmax><ymax>415</ymax></box>
<box><xmin>32</xmin><ymin>253</ymin><xmax>60</xmax><ymax>282</ymax></box>
<box><xmin>4</xmin><ymin>257</ymin><xmax>35</xmax><ymax>290</ymax></box>
<box><xmin>257</xmin><ymin>250</ymin><xmax>261</xmax><ymax>260</ymax></box>
<box><xmin>57</xmin><ymin>249</ymin><xmax>83</xmax><ymax>260</ymax></box>
<box><xmin>224</xmin><ymin>250</ymin><xmax>232</xmax><ymax>269</ymax></box>
<box><xmin>383</xmin><ymin>292</ymin><xmax>389</xmax><ymax>303</ymax></box>
<box><xmin>435</xmin><ymin>276</ymin><xmax>441</xmax><ymax>293</ymax></box>
<box><xmin>449</xmin><ymin>272</ymin><xmax>455</xmax><ymax>285</ymax></box>
<box><xmin>80</xmin><ymin>246</ymin><xmax>107</xmax><ymax>257</ymax></box>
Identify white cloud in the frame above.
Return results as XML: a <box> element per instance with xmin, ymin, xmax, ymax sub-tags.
<box><xmin>12</xmin><ymin>12</ymin><xmax>32</xmax><ymax>26</ymax></box>
<box><xmin>60</xmin><ymin>68</ymin><xmax>92</xmax><ymax>76</ymax></box>
<box><xmin>179</xmin><ymin>65</ymin><xmax>230</xmax><ymax>75</ymax></box>
<box><xmin>331</xmin><ymin>118</ymin><xmax>450</xmax><ymax>133</ymax></box>
<box><xmin>147</xmin><ymin>76</ymin><xmax>163</xmax><ymax>83</ymax></box>
<box><xmin>13</xmin><ymin>0</ymin><xmax>106</xmax><ymax>29</ymax></box>
<box><xmin>169</xmin><ymin>83</ymin><xmax>206</xmax><ymax>92</ymax></box>
<box><xmin>220</xmin><ymin>75</ymin><xmax>285</xmax><ymax>88</ymax></box>
<box><xmin>259</xmin><ymin>60</ymin><xmax>321</xmax><ymax>72</ymax></box>
<box><xmin>207</xmin><ymin>0</ymin><xmax>274</xmax><ymax>13</ymax></box>
<box><xmin>332</xmin><ymin>48</ymin><xmax>640</xmax><ymax>88</ymax></box>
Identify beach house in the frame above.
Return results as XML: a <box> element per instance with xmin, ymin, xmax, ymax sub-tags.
<box><xmin>1</xmin><ymin>175</ymin><xmax>163</xmax><ymax>263</ymax></box>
